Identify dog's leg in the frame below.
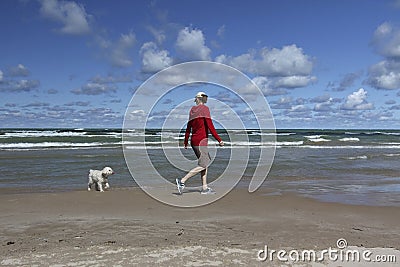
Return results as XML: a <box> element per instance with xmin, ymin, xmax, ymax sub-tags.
<box><xmin>88</xmin><ymin>176</ymin><xmax>93</xmax><ymax>191</ymax></box>
<box><xmin>97</xmin><ymin>182</ymin><xmax>104</xmax><ymax>192</ymax></box>
<box><xmin>105</xmin><ymin>182</ymin><xmax>110</xmax><ymax>189</ymax></box>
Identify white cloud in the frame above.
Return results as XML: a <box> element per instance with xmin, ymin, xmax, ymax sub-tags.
<box><xmin>312</xmin><ymin>95</ymin><xmax>336</xmax><ymax>112</ymax></box>
<box><xmin>274</xmin><ymin>75</ymin><xmax>317</xmax><ymax>88</ymax></box>
<box><xmin>372</xmin><ymin>22</ymin><xmax>400</xmax><ymax>58</ymax></box>
<box><xmin>7</xmin><ymin>64</ymin><xmax>30</xmax><ymax>77</ymax></box>
<box><xmin>367</xmin><ymin>60</ymin><xmax>400</xmax><ymax>90</ymax></box>
<box><xmin>314</xmin><ymin>102</ymin><xmax>333</xmax><ymax>112</ymax></box>
<box><xmin>217</xmin><ymin>25</ymin><xmax>226</xmax><ymax>38</ymax></box>
<box><xmin>215</xmin><ymin>53</ymin><xmax>255</xmax><ymax>73</ymax></box>
<box><xmin>252</xmin><ymin>76</ymin><xmax>287</xmax><ymax>96</ymax></box>
<box><xmin>89</xmin><ymin>74</ymin><xmax>132</xmax><ymax>84</ymax></box>
<box><xmin>39</xmin><ymin>0</ymin><xmax>91</xmax><ymax>35</ymax></box>
<box><xmin>216</xmin><ymin>45</ymin><xmax>315</xmax><ymax>89</ymax></box>
<box><xmin>146</xmin><ymin>26</ymin><xmax>166</xmax><ymax>45</ymax></box>
<box><xmin>341</xmin><ymin>88</ymin><xmax>374</xmax><ymax>110</ymax></box>
<box><xmin>310</xmin><ymin>94</ymin><xmax>332</xmax><ymax>103</ymax></box>
<box><xmin>140</xmin><ymin>42</ymin><xmax>173</xmax><ymax>73</ymax></box>
<box><xmin>0</xmin><ymin>70</ymin><xmax>3</xmax><ymax>82</ymax></box>
<box><xmin>257</xmin><ymin>45</ymin><xmax>313</xmax><ymax>76</ymax></box>
<box><xmin>374</xmin><ymin>22</ymin><xmax>392</xmax><ymax>38</ymax></box>
<box><xmin>71</xmin><ymin>82</ymin><xmax>117</xmax><ymax>95</ymax></box>
<box><xmin>217</xmin><ymin>45</ymin><xmax>313</xmax><ymax>77</ymax></box>
<box><xmin>0</xmin><ymin>79</ymin><xmax>40</xmax><ymax>93</ymax></box>
<box><xmin>270</xmin><ymin>97</ymin><xmax>294</xmax><ymax>109</ymax></box>
<box><xmin>329</xmin><ymin>71</ymin><xmax>363</xmax><ymax>91</ymax></box>
<box><xmin>290</xmin><ymin>104</ymin><xmax>309</xmax><ymax>112</ymax></box>
<box><xmin>367</xmin><ymin>23</ymin><xmax>400</xmax><ymax>90</ymax></box>
<box><xmin>176</xmin><ymin>27</ymin><xmax>211</xmax><ymax>61</ymax></box>
<box><xmin>110</xmin><ymin>32</ymin><xmax>136</xmax><ymax>67</ymax></box>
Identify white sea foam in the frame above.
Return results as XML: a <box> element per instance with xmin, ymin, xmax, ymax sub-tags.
<box><xmin>364</xmin><ymin>131</ymin><xmax>400</xmax><ymax>136</ymax></box>
<box><xmin>250</xmin><ymin>132</ymin><xmax>296</xmax><ymax>136</ymax></box>
<box><xmin>307</xmin><ymin>138</ymin><xmax>331</xmax><ymax>142</ymax></box>
<box><xmin>300</xmin><ymin>145</ymin><xmax>400</xmax><ymax>149</ymax></box>
<box><xmin>124</xmin><ymin>140</ymin><xmax>303</xmax><ymax>149</ymax></box>
<box><xmin>0</xmin><ymin>142</ymin><xmax>104</xmax><ymax>149</ymax></box>
<box><xmin>344</xmin><ymin>131</ymin><xmax>359</xmax><ymax>135</ymax></box>
<box><xmin>344</xmin><ymin>155</ymin><xmax>368</xmax><ymax>160</ymax></box>
<box><xmin>275</xmin><ymin>141</ymin><xmax>303</xmax><ymax>146</ymax></box>
<box><xmin>384</xmin><ymin>153</ymin><xmax>400</xmax><ymax>157</ymax></box>
<box><xmin>0</xmin><ymin>130</ymin><xmax>88</xmax><ymax>138</ymax></box>
<box><xmin>339</xmin><ymin>137</ymin><xmax>360</xmax><ymax>142</ymax></box>
<box><xmin>305</xmin><ymin>135</ymin><xmax>323</xmax><ymax>139</ymax></box>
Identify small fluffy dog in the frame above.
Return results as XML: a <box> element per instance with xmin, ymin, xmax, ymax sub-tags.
<box><xmin>87</xmin><ymin>167</ymin><xmax>114</xmax><ymax>192</ymax></box>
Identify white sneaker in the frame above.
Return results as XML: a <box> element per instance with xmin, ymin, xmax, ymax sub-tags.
<box><xmin>201</xmin><ymin>187</ymin><xmax>216</xmax><ymax>195</ymax></box>
<box><xmin>176</xmin><ymin>178</ymin><xmax>185</xmax><ymax>195</ymax></box>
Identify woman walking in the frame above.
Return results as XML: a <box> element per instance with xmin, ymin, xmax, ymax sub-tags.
<box><xmin>176</xmin><ymin>92</ymin><xmax>224</xmax><ymax>195</ymax></box>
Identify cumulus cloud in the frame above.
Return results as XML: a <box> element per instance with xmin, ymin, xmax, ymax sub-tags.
<box><xmin>372</xmin><ymin>22</ymin><xmax>400</xmax><ymax>59</ymax></box>
<box><xmin>64</xmin><ymin>101</ymin><xmax>90</xmax><ymax>107</ymax></box>
<box><xmin>176</xmin><ymin>27</ymin><xmax>211</xmax><ymax>61</ymax></box>
<box><xmin>274</xmin><ymin>75</ymin><xmax>317</xmax><ymax>88</ymax></box>
<box><xmin>0</xmin><ymin>64</ymin><xmax>40</xmax><ymax>93</ymax></box>
<box><xmin>341</xmin><ymin>88</ymin><xmax>374</xmax><ymax>110</ymax></box>
<box><xmin>367</xmin><ymin>23</ymin><xmax>400</xmax><ymax>89</ymax></box>
<box><xmin>215</xmin><ymin>53</ymin><xmax>254</xmax><ymax>72</ymax></box>
<box><xmin>39</xmin><ymin>0</ymin><xmax>91</xmax><ymax>35</ymax></box>
<box><xmin>311</xmin><ymin>94</ymin><xmax>331</xmax><ymax>103</ymax></box>
<box><xmin>23</xmin><ymin>102</ymin><xmax>50</xmax><ymax>108</ymax></box>
<box><xmin>91</xmin><ymin>30</ymin><xmax>136</xmax><ymax>68</ymax></box>
<box><xmin>7</xmin><ymin>64</ymin><xmax>30</xmax><ymax>77</ymax></box>
<box><xmin>329</xmin><ymin>71</ymin><xmax>363</xmax><ymax>91</ymax></box>
<box><xmin>0</xmin><ymin>79</ymin><xmax>40</xmax><ymax>93</ymax></box>
<box><xmin>270</xmin><ymin>97</ymin><xmax>294</xmax><ymax>109</ymax></box>
<box><xmin>108</xmin><ymin>32</ymin><xmax>136</xmax><ymax>67</ymax></box>
<box><xmin>257</xmin><ymin>45</ymin><xmax>313</xmax><ymax>77</ymax></box>
<box><xmin>140</xmin><ymin>42</ymin><xmax>173</xmax><ymax>73</ymax></box>
<box><xmin>217</xmin><ymin>45</ymin><xmax>313</xmax><ymax>77</ymax></box>
<box><xmin>216</xmin><ymin>45</ymin><xmax>315</xmax><ymax>89</ymax></box>
<box><xmin>71</xmin><ymin>82</ymin><xmax>117</xmax><ymax>95</ymax></box>
<box><xmin>146</xmin><ymin>26</ymin><xmax>166</xmax><ymax>45</ymax></box>
<box><xmin>367</xmin><ymin>60</ymin><xmax>400</xmax><ymax>90</ymax></box>
<box><xmin>252</xmin><ymin>76</ymin><xmax>287</xmax><ymax>96</ymax></box>
<box><xmin>89</xmin><ymin>74</ymin><xmax>132</xmax><ymax>84</ymax></box>
<box><xmin>311</xmin><ymin>95</ymin><xmax>340</xmax><ymax>112</ymax></box>
<box><xmin>217</xmin><ymin>25</ymin><xmax>226</xmax><ymax>38</ymax></box>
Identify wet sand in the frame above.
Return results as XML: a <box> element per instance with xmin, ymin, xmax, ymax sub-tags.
<box><xmin>0</xmin><ymin>187</ymin><xmax>399</xmax><ymax>266</ymax></box>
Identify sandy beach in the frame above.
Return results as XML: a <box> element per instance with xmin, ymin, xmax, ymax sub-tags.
<box><xmin>0</xmin><ymin>187</ymin><xmax>399</xmax><ymax>266</ymax></box>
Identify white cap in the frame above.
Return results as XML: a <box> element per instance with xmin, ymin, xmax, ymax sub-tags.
<box><xmin>195</xmin><ymin>91</ymin><xmax>208</xmax><ymax>98</ymax></box>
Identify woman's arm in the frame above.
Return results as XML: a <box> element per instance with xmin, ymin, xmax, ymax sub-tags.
<box><xmin>205</xmin><ymin>117</ymin><xmax>222</xmax><ymax>143</ymax></box>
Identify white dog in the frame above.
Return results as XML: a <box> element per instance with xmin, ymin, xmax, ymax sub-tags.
<box><xmin>87</xmin><ymin>167</ymin><xmax>114</xmax><ymax>192</ymax></box>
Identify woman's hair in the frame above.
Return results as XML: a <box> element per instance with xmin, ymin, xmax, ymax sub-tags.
<box><xmin>195</xmin><ymin>96</ymin><xmax>207</xmax><ymax>105</ymax></box>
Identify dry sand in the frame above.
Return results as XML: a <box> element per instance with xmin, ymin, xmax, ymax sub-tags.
<box><xmin>0</xmin><ymin>187</ymin><xmax>399</xmax><ymax>266</ymax></box>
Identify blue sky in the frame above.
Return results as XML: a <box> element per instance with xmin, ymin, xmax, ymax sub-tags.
<box><xmin>2</xmin><ymin>0</ymin><xmax>400</xmax><ymax>129</ymax></box>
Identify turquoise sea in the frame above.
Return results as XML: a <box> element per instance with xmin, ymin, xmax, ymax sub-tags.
<box><xmin>1</xmin><ymin>128</ymin><xmax>400</xmax><ymax>206</ymax></box>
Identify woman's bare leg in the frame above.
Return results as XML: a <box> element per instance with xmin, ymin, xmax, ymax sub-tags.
<box><xmin>181</xmin><ymin>166</ymin><xmax>205</xmax><ymax>183</ymax></box>
<box><xmin>201</xmin><ymin>168</ymin><xmax>208</xmax><ymax>190</ymax></box>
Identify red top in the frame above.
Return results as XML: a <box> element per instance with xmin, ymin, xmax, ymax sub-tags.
<box><xmin>184</xmin><ymin>104</ymin><xmax>222</xmax><ymax>146</ymax></box>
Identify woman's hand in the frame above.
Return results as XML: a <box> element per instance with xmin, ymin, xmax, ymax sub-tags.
<box><xmin>219</xmin><ymin>141</ymin><xmax>224</xmax><ymax>147</ymax></box>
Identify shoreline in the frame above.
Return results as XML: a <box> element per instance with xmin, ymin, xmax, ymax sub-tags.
<box><xmin>1</xmin><ymin>182</ymin><xmax>399</xmax><ymax>208</ymax></box>
<box><xmin>1</xmin><ymin>187</ymin><xmax>399</xmax><ymax>266</ymax></box>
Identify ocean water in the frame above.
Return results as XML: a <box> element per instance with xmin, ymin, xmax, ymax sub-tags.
<box><xmin>1</xmin><ymin>128</ymin><xmax>400</xmax><ymax>206</ymax></box>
